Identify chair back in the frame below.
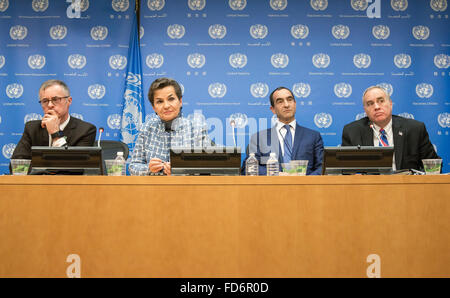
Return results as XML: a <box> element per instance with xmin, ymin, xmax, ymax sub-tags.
<box><xmin>96</xmin><ymin>140</ymin><xmax>129</xmax><ymax>160</ymax></box>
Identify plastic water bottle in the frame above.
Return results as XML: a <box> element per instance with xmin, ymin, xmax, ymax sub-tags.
<box><xmin>266</xmin><ymin>152</ymin><xmax>279</xmax><ymax>176</ymax></box>
<box><xmin>245</xmin><ymin>153</ymin><xmax>259</xmax><ymax>176</ymax></box>
<box><xmin>115</xmin><ymin>151</ymin><xmax>126</xmax><ymax>176</ymax></box>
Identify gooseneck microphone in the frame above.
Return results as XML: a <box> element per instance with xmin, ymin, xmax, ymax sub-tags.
<box><xmin>369</xmin><ymin>123</ymin><xmax>383</xmax><ymax>146</ymax></box>
<box><xmin>97</xmin><ymin>127</ymin><xmax>104</xmax><ymax>147</ymax></box>
<box><xmin>230</xmin><ymin>119</ymin><xmax>237</xmax><ymax>147</ymax></box>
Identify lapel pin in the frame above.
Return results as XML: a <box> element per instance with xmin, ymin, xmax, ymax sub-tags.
<box><xmin>399</xmin><ymin>131</ymin><xmax>403</xmax><ymax>136</ymax></box>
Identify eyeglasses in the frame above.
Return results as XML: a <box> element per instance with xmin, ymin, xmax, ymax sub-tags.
<box><xmin>38</xmin><ymin>96</ymin><xmax>69</xmax><ymax>106</ymax></box>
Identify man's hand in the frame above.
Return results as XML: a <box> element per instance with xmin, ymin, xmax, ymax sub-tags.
<box><xmin>41</xmin><ymin>110</ymin><xmax>60</xmax><ymax>135</ymax></box>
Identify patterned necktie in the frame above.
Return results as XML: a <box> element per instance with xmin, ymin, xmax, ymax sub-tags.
<box><xmin>282</xmin><ymin>124</ymin><xmax>293</xmax><ymax>163</ymax></box>
<box><xmin>379</xmin><ymin>128</ymin><xmax>389</xmax><ymax>147</ymax></box>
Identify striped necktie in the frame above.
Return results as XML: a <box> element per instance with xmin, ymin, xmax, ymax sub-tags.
<box><xmin>379</xmin><ymin>128</ymin><xmax>389</xmax><ymax>147</ymax></box>
<box><xmin>282</xmin><ymin>124</ymin><xmax>293</xmax><ymax>163</ymax></box>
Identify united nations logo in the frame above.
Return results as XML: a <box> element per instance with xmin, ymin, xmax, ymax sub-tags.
<box><xmin>112</xmin><ymin>0</ymin><xmax>129</xmax><ymax>12</ymax></box>
<box><xmin>416</xmin><ymin>83</ymin><xmax>434</xmax><ymax>99</ymax></box>
<box><xmin>430</xmin><ymin>0</ymin><xmax>447</xmax><ymax>12</ymax></box>
<box><xmin>0</xmin><ymin>55</ymin><xmax>5</xmax><ymax>69</ymax></box>
<box><xmin>24</xmin><ymin>113</ymin><xmax>42</xmax><ymax>123</ymax></box>
<box><xmin>398</xmin><ymin>112</ymin><xmax>414</xmax><ymax>119</ymax></box>
<box><xmin>331</xmin><ymin>25</ymin><xmax>350</xmax><ymax>40</ymax></box>
<box><xmin>372</xmin><ymin>25</ymin><xmax>390</xmax><ymax>40</ymax></box>
<box><xmin>0</xmin><ymin>0</ymin><xmax>9</xmax><ymax>12</ymax></box>
<box><xmin>378</xmin><ymin>83</ymin><xmax>394</xmax><ymax>96</ymax></box>
<box><xmin>391</xmin><ymin>0</ymin><xmax>408</xmax><ymax>11</ymax></box>
<box><xmin>188</xmin><ymin>0</ymin><xmax>206</xmax><ymax>10</ymax></box>
<box><xmin>229</xmin><ymin>0</ymin><xmax>246</xmax><ymax>10</ymax></box>
<box><xmin>68</xmin><ymin>54</ymin><xmax>87</xmax><ymax>69</ymax></box>
<box><xmin>438</xmin><ymin>113</ymin><xmax>450</xmax><ymax>128</ymax></box>
<box><xmin>107</xmin><ymin>114</ymin><xmax>122</xmax><ymax>130</ymax></box>
<box><xmin>334</xmin><ymin>83</ymin><xmax>352</xmax><ymax>98</ymax></box>
<box><xmin>71</xmin><ymin>113</ymin><xmax>84</xmax><ymax>120</ymax></box>
<box><xmin>310</xmin><ymin>0</ymin><xmax>328</xmax><ymax>11</ymax></box>
<box><xmin>314</xmin><ymin>113</ymin><xmax>333</xmax><ymax>129</ymax></box>
<box><xmin>109</xmin><ymin>54</ymin><xmax>127</xmax><ymax>70</ymax></box>
<box><xmin>79</xmin><ymin>0</ymin><xmax>90</xmax><ymax>11</ymax></box>
<box><xmin>353</xmin><ymin>53</ymin><xmax>371</xmax><ymax>69</ymax></box>
<box><xmin>412</xmin><ymin>25</ymin><xmax>430</xmax><ymax>40</ymax></box>
<box><xmin>187</xmin><ymin>53</ymin><xmax>206</xmax><ymax>69</ymax></box>
<box><xmin>147</xmin><ymin>0</ymin><xmax>165</xmax><ymax>11</ymax></box>
<box><xmin>208</xmin><ymin>83</ymin><xmax>227</xmax><ymax>98</ymax></box>
<box><xmin>355</xmin><ymin>112</ymin><xmax>367</xmax><ymax>120</ymax></box>
<box><xmin>434</xmin><ymin>54</ymin><xmax>450</xmax><ymax>69</ymax></box>
<box><xmin>291</xmin><ymin>24</ymin><xmax>309</xmax><ymax>39</ymax></box>
<box><xmin>146</xmin><ymin>53</ymin><xmax>164</xmax><ymax>69</ymax></box>
<box><xmin>312</xmin><ymin>53</ymin><xmax>331</xmax><ymax>69</ymax></box>
<box><xmin>271</xmin><ymin>53</ymin><xmax>289</xmax><ymax>69</ymax></box>
<box><xmin>250</xmin><ymin>24</ymin><xmax>268</xmax><ymax>39</ymax></box>
<box><xmin>208</xmin><ymin>24</ymin><xmax>227</xmax><ymax>39</ymax></box>
<box><xmin>32</xmin><ymin>0</ymin><xmax>48</xmax><ymax>12</ymax></box>
<box><xmin>250</xmin><ymin>83</ymin><xmax>269</xmax><ymax>98</ymax></box>
<box><xmin>393</xmin><ymin>53</ymin><xmax>411</xmax><ymax>69</ymax></box>
<box><xmin>6</xmin><ymin>83</ymin><xmax>24</xmax><ymax>99</ymax></box>
<box><xmin>90</xmin><ymin>26</ymin><xmax>108</xmax><ymax>41</ymax></box>
<box><xmin>2</xmin><ymin>143</ymin><xmax>16</xmax><ymax>159</ymax></box>
<box><xmin>229</xmin><ymin>113</ymin><xmax>248</xmax><ymax>128</ymax></box>
<box><xmin>28</xmin><ymin>54</ymin><xmax>46</xmax><ymax>70</ymax></box>
<box><xmin>292</xmin><ymin>83</ymin><xmax>311</xmax><ymax>98</ymax></box>
<box><xmin>9</xmin><ymin>25</ymin><xmax>28</xmax><ymax>40</ymax></box>
<box><xmin>229</xmin><ymin>53</ymin><xmax>247</xmax><ymax>69</ymax></box>
<box><xmin>167</xmin><ymin>24</ymin><xmax>185</xmax><ymax>39</ymax></box>
<box><xmin>351</xmin><ymin>0</ymin><xmax>368</xmax><ymax>11</ymax></box>
<box><xmin>270</xmin><ymin>0</ymin><xmax>288</xmax><ymax>10</ymax></box>
<box><xmin>88</xmin><ymin>84</ymin><xmax>106</xmax><ymax>99</ymax></box>
<box><xmin>49</xmin><ymin>25</ymin><xmax>68</xmax><ymax>40</ymax></box>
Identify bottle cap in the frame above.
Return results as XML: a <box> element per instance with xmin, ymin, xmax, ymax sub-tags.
<box><xmin>117</xmin><ymin>152</ymin><xmax>123</xmax><ymax>156</ymax></box>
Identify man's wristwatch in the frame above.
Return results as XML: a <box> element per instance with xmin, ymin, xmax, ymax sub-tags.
<box><xmin>51</xmin><ymin>130</ymin><xmax>64</xmax><ymax>139</ymax></box>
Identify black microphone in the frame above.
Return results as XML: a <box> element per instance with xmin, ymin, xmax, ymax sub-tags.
<box><xmin>97</xmin><ymin>127</ymin><xmax>104</xmax><ymax>147</ymax></box>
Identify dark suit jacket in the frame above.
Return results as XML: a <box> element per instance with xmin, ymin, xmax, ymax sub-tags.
<box><xmin>341</xmin><ymin>115</ymin><xmax>439</xmax><ymax>171</ymax></box>
<box><xmin>11</xmin><ymin>116</ymin><xmax>97</xmax><ymax>161</ymax></box>
<box><xmin>242</xmin><ymin>123</ymin><xmax>324</xmax><ymax>175</ymax></box>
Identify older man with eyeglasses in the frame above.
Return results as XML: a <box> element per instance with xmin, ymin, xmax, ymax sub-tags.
<box><xmin>10</xmin><ymin>79</ymin><xmax>96</xmax><ymax>163</ymax></box>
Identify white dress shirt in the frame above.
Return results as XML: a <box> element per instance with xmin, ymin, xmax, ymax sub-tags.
<box><xmin>49</xmin><ymin>115</ymin><xmax>70</xmax><ymax>147</ymax></box>
<box><xmin>275</xmin><ymin>119</ymin><xmax>296</xmax><ymax>157</ymax></box>
<box><xmin>372</xmin><ymin>119</ymin><xmax>396</xmax><ymax>170</ymax></box>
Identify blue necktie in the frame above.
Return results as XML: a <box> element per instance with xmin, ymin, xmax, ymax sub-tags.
<box><xmin>379</xmin><ymin>129</ymin><xmax>389</xmax><ymax>147</ymax></box>
<box><xmin>282</xmin><ymin>124</ymin><xmax>293</xmax><ymax>163</ymax></box>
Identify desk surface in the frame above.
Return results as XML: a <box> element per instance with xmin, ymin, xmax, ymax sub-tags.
<box><xmin>1</xmin><ymin>175</ymin><xmax>449</xmax><ymax>277</ymax></box>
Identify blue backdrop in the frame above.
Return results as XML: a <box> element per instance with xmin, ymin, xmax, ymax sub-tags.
<box><xmin>0</xmin><ymin>0</ymin><xmax>449</xmax><ymax>174</ymax></box>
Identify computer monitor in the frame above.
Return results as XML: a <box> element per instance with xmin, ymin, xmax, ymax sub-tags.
<box><xmin>170</xmin><ymin>147</ymin><xmax>241</xmax><ymax>176</ymax></box>
<box><xmin>30</xmin><ymin>146</ymin><xmax>103</xmax><ymax>175</ymax></box>
<box><xmin>322</xmin><ymin>146</ymin><xmax>394</xmax><ymax>175</ymax></box>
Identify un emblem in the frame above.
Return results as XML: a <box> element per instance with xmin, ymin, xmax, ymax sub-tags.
<box><xmin>208</xmin><ymin>24</ymin><xmax>227</xmax><ymax>39</ymax></box>
<box><xmin>146</xmin><ymin>53</ymin><xmax>164</xmax><ymax>69</ymax></box>
<box><xmin>250</xmin><ymin>24</ymin><xmax>268</xmax><ymax>39</ymax></box>
<box><xmin>9</xmin><ymin>25</ymin><xmax>28</xmax><ymax>40</ymax></box>
<box><xmin>167</xmin><ymin>24</ymin><xmax>185</xmax><ymax>39</ymax></box>
<box><xmin>71</xmin><ymin>113</ymin><xmax>84</xmax><ymax>120</ymax></box>
<box><xmin>398</xmin><ymin>112</ymin><xmax>414</xmax><ymax>119</ymax></box>
<box><xmin>314</xmin><ymin>113</ymin><xmax>333</xmax><ymax>129</ymax></box>
<box><xmin>109</xmin><ymin>54</ymin><xmax>127</xmax><ymax>70</ymax></box>
<box><xmin>312</xmin><ymin>53</ymin><xmax>331</xmax><ymax>69</ymax></box>
<box><xmin>250</xmin><ymin>83</ymin><xmax>269</xmax><ymax>98</ymax></box>
<box><xmin>88</xmin><ymin>84</ymin><xmax>106</xmax><ymax>100</ymax></box>
<box><xmin>416</xmin><ymin>83</ymin><xmax>434</xmax><ymax>99</ymax></box>
<box><xmin>24</xmin><ymin>113</ymin><xmax>42</xmax><ymax>123</ymax></box>
<box><xmin>229</xmin><ymin>0</ymin><xmax>246</xmax><ymax>10</ymax></box>
<box><xmin>188</xmin><ymin>0</ymin><xmax>206</xmax><ymax>10</ymax></box>
<box><xmin>49</xmin><ymin>25</ymin><xmax>68</xmax><ymax>40</ymax></box>
<box><xmin>68</xmin><ymin>54</ymin><xmax>87</xmax><ymax>69</ymax></box>
<box><xmin>334</xmin><ymin>83</ymin><xmax>352</xmax><ymax>98</ymax></box>
<box><xmin>372</xmin><ymin>25</ymin><xmax>390</xmax><ymax>40</ymax></box>
<box><xmin>353</xmin><ymin>53</ymin><xmax>371</xmax><ymax>69</ymax></box>
<box><xmin>0</xmin><ymin>55</ymin><xmax>5</xmax><ymax>69</ymax></box>
<box><xmin>310</xmin><ymin>0</ymin><xmax>328</xmax><ymax>11</ymax></box>
<box><xmin>271</xmin><ymin>53</ymin><xmax>289</xmax><ymax>69</ymax></box>
<box><xmin>270</xmin><ymin>0</ymin><xmax>288</xmax><ymax>10</ymax></box>
<box><xmin>2</xmin><ymin>143</ymin><xmax>16</xmax><ymax>159</ymax></box>
<box><xmin>79</xmin><ymin>0</ymin><xmax>90</xmax><ymax>11</ymax></box>
<box><xmin>107</xmin><ymin>114</ymin><xmax>122</xmax><ymax>130</ymax></box>
<box><xmin>148</xmin><ymin>0</ymin><xmax>165</xmax><ymax>11</ymax></box>
<box><xmin>32</xmin><ymin>0</ymin><xmax>48</xmax><ymax>12</ymax></box>
<box><xmin>355</xmin><ymin>112</ymin><xmax>367</xmax><ymax>120</ymax></box>
<box><xmin>292</xmin><ymin>83</ymin><xmax>311</xmax><ymax>98</ymax></box>
<box><xmin>208</xmin><ymin>83</ymin><xmax>227</xmax><ymax>98</ymax></box>
<box><xmin>393</xmin><ymin>53</ymin><xmax>411</xmax><ymax>69</ymax></box>
<box><xmin>90</xmin><ymin>26</ymin><xmax>108</xmax><ymax>41</ymax></box>
<box><xmin>6</xmin><ymin>83</ymin><xmax>24</xmax><ymax>99</ymax></box>
<box><xmin>438</xmin><ymin>113</ymin><xmax>450</xmax><ymax>128</ymax></box>
<box><xmin>229</xmin><ymin>53</ymin><xmax>247</xmax><ymax>69</ymax></box>
<box><xmin>412</xmin><ymin>26</ymin><xmax>430</xmax><ymax>40</ymax></box>
<box><xmin>229</xmin><ymin>113</ymin><xmax>248</xmax><ymax>128</ymax></box>
<box><xmin>28</xmin><ymin>54</ymin><xmax>46</xmax><ymax>70</ymax></box>
<box><xmin>187</xmin><ymin>53</ymin><xmax>206</xmax><ymax>69</ymax></box>
<box><xmin>391</xmin><ymin>0</ymin><xmax>408</xmax><ymax>11</ymax></box>
<box><xmin>291</xmin><ymin>24</ymin><xmax>309</xmax><ymax>39</ymax></box>
<box><xmin>331</xmin><ymin>25</ymin><xmax>350</xmax><ymax>40</ymax></box>
<box><xmin>430</xmin><ymin>0</ymin><xmax>447</xmax><ymax>12</ymax></box>
<box><xmin>112</xmin><ymin>0</ymin><xmax>129</xmax><ymax>12</ymax></box>
<box><xmin>378</xmin><ymin>83</ymin><xmax>394</xmax><ymax>96</ymax></box>
<box><xmin>0</xmin><ymin>0</ymin><xmax>9</xmax><ymax>12</ymax></box>
<box><xmin>434</xmin><ymin>54</ymin><xmax>450</xmax><ymax>69</ymax></box>
<box><xmin>351</xmin><ymin>0</ymin><xmax>368</xmax><ymax>11</ymax></box>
